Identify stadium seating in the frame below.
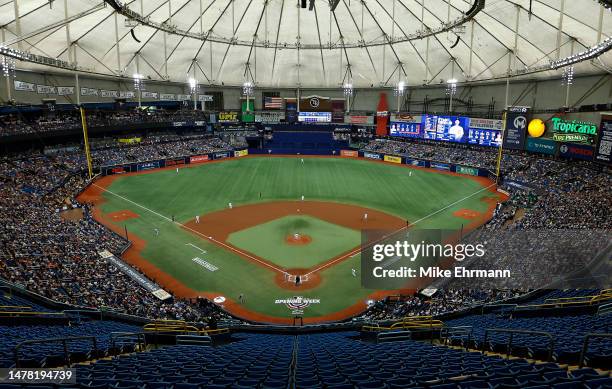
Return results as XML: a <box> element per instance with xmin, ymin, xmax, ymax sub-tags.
<box><xmin>58</xmin><ymin>331</ymin><xmax>610</xmax><ymax>389</ymax></box>
<box><xmin>0</xmin><ymin>320</ymin><xmax>141</xmax><ymax>369</ymax></box>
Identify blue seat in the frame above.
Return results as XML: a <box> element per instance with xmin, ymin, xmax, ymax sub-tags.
<box><xmin>458</xmin><ymin>380</ymin><xmax>490</xmax><ymax>389</ymax></box>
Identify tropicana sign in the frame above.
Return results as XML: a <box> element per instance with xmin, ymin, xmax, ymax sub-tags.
<box><xmin>551</xmin><ymin>117</ymin><xmax>597</xmax><ymax>144</ymax></box>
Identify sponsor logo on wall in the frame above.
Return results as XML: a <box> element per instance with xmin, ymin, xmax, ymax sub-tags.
<box><xmin>431</xmin><ymin>162</ymin><xmax>451</xmax><ymax>171</ymax></box>
<box><xmin>384</xmin><ymin>155</ymin><xmax>402</xmax><ymax>164</ymax></box>
<box><xmin>14</xmin><ymin>80</ymin><xmax>36</xmax><ymax>92</ymax></box>
<box><xmin>234</xmin><ymin>149</ymin><xmax>249</xmax><ymax>157</ymax></box>
<box><xmin>455</xmin><ymin>165</ymin><xmax>479</xmax><ymax>176</ymax></box>
<box><xmin>364</xmin><ymin>152</ymin><xmax>381</xmax><ymax>160</ymax></box>
<box><xmin>340</xmin><ymin>150</ymin><xmax>358</xmax><ymax>157</ymax></box>
<box><xmin>503</xmin><ymin>106</ymin><xmax>530</xmax><ymax>150</ymax></box>
<box><xmin>594</xmin><ymin>115</ymin><xmax>612</xmax><ymax>165</ymax></box>
<box><xmin>190</xmin><ymin>155</ymin><xmax>210</xmax><ymax>164</ymax></box>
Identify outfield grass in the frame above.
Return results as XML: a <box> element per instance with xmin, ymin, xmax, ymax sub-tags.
<box><xmin>99</xmin><ymin>156</ymin><xmax>498</xmax><ymax>320</ymax></box>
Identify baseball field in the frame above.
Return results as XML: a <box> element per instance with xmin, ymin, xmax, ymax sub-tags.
<box><xmin>79</xmin><ymin>155</ymin><xmax>505</xmax><ymax>324</ymax></box>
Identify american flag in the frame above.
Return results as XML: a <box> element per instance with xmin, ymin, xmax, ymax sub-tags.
<box><xmin>264</xmin><ymin>97</ymin><xmax>283</xmax><ymax>109</ymax></box>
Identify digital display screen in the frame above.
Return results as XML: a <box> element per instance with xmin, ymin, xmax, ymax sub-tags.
<box><xmin>389</xmin><ymin>122</ymin><xmax>422</xmax><ymax>138</ymax></box>
<box><xmin>422</xmin><ymin>115</ymin><xmax>469</xmax><ymax>143</ymax></box>
<box><xmin>467</xmin><ymin>128</ymin><xmax>502</xmax><ymax>147</ymax></box>
<box><xmin>298</xmin><ymin>112</ymin><xmax>332</xmax><ymax>123</ymax></box>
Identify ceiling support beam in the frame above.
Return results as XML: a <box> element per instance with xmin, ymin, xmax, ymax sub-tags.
<box><xmin>555</xmin><ymin>0</ymin><xmax>565</xmax><ymax>60</ymax></box>
<box><xmin>12</xmin><ymin>0</ymin><xmax>22</xmax><ymax>51</ymax></box>
<box><xmin>114</xmin><ymin>12</ymin><xmax>121</xmax><ymax>74</ymax></box>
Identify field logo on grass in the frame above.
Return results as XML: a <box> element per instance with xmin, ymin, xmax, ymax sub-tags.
<box><xmin>275</xmin><ymin>296</ymin><xmax>320</xmax><ymax>315</ymax></box>
<box><xmin>192</xmin><ymin>257</ymin><xmax>219</xmax><ymax>272</ymax></box>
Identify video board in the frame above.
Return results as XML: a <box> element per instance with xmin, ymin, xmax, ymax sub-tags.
<box><xmin>422</xmin><ymin>115</ymin><xmax>469</xmax><ymax>143</ymax></box>
<box><xmin>389</xmin><ymin>122</ymin><xmax>422</xmax><ymax>138</ymax></box>
<box><xmin>298</xmin><ymin>112</ymin><xmax>332</xmax><ymax>123</ymax></box>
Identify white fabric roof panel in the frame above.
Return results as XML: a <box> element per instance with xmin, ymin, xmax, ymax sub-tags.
<box><xmin>0</xmin><ymin>0</ymin><xmax>610</xmax><ymax>87</ymax></box>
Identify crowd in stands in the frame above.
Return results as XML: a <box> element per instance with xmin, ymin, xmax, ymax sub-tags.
<box><xmin>356</xmin><ymin>289</ymin><xmax>523</xmax><ymax>321</ymax></box>
<box><xmin>0</xmin><ymin>108</ymin><xmax>207</xmax><ymax>137</ymax></box>
<box><xmin>0</xmin><ymin>137</ymin><xmax>235</xmax><ymax>324</ymax></box>
<box><xmin>363</xmin><ymin>138</ymin><xmax>499</xmax><ymax>170</ymax></box>
<box><xmin>357</xmin><ymin>138</ymin><xmax>610</xmax><ymax>319</ymax></box>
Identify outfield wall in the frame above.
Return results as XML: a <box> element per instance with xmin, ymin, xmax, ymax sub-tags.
<box><xmin>99</xmin><ymin>149</ymin><xmax>239</xmax><ymax>175</ymax></box>
<box><xmin>99</xmin><ymin>147</ymin><xmax>496</xmax><ymax>181</ymax></box>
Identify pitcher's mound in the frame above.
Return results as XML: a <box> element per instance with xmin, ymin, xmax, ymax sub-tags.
<box><xmin>285</xmin><ymin>233</ymin><xmax>312</xmax><ymax>246</ymax></box>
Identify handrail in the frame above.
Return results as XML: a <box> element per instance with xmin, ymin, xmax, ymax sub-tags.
<box><xmin>14</xmin><ymin>336</ymin><xmax>98</xmax><ymax>368</ymax></box>
<box><xmin>0</xmin><ymin>311</ymin><xmax>65</xmax><ymax>316</ymax></box>
<box><xmin>597</xmin><ymin>302</ymin><xmax>612</xmax><ymax>316</ymax></box>
<box><xmin>483</xmin><ymin>328</ymin><xmax>555</xmax><ymax>361</ymax></box>
<box><xmin>440</xmin><ymin>326</ymin><xmax>473</xmax><ymax>350</ymax></box>
<box><xmin>0</xmin><ymin>305</ymin><xmax>32</xmax><ymax>310</ymax></box>
<box><xmin>110</xmin><ymin>332</ymin><xmax>147</xmax><ymax>352</ymax></box>
<box><xmin>578</xmin><ymin>333</ymin><xmax>612</xmax><ymax>368</ymax></box>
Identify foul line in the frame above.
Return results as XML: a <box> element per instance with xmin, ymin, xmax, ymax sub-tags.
<box><xmin>92</xmin><ymin>184</ymin><xmax>291</xmax><ymax>276</ymax></box>
<box><xmin>304</xmin><ymin>183</ymin><xmax>497</xmax><ymax>276</ymax></box>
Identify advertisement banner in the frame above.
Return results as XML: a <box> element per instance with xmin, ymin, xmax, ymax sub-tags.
<box><xmin>404</xmin><ymin>158</ymin><xmax>427</xmax><ymax>167</ymax></box>
<box><xmin>165</xmin><ymin>158</ymin><xmax>185</xmax><ymax>167</ymax></box>
<box><xmin>234</xmin><ymin>149</ymin><xmax>249</xmax><ymax>157</ymax></box>
<box><xmin>160</xmin><ymin>93</ymin><xmax>176</xmax><ymax>101</ymax></box>
<box><xmin>198</xmin><ymin>95</ymin><xmax>213</xmax><ymax>102</ymax></box>
<box><xmin>550</xmin><ymin>117</ymin><xmax>598</xmax><ymax>145</ymax></box>
<box><xmin>256</xmin><ymin>111</ymin><xmax>285</xmax><ymax>123</ymax></box>
<box><xmin>384</xmin><ymin>155</ymin><xmax>402</xmax><ymax>164</ymax></box>
<box><xmin>190</xmin><ymin>155</ymin><xmax>210</xmax><ymax>164</ymax></box>
<box><xmin>364</xmin><ymin>152</ymin><xmax>381</xmax><ymax>160</ymax></box>
<box><xmin>594</xmin><ymin>115</ymin><xmax>612</xmax><ymax>165</ymax></box>
<box><xmin>503</xmin><ymin>106</ymin><xmax>530</xmax><ymax>150</ymax></box>
<box><xmin>137</xmin><ymin>161</ymin><xmax>161</xmax><ymax>171</ymax></box>
<box><xmin>100</xmin><ymin>89</ymin><xmax>119</xmax><ymax>98</ymax></box>
<box><xmin>14</xmin><ymin>80</ymin><xmax>36</xmax><ymax>92</ymax></box>
<box><xmin>218</xmin><ymin>112</ymin><xmax>240</xmax><ymax>123</ymax></box>
<box><xmin>347</xmin><ymin>115</ymin><xmax>374</xmax><ymax>124</ymax></box>
<box><xmin>110</xmin><ymin>166</ymin><xmax>127</xmax><ymax>175</ymax></box>
<box><xmin>455</xmin><ymin>165</ymin><xmax>479</xmax><ymax>176</ymax></box>
<box><xmin>177</xmin><ymin>94</ymin><xmax>191</xmax><ymax>101</ymax></box>
<box><xmin>558</xmin><ymin>143</ymin><xmax>595</xmax><ymax>161</ymax></box>
<box><xmin>119</xmin><ymin>91</ymin><xmax>135</xmax><ymax>98</ymax></box>
<box><xmin>118</xmin><ymin>137</ymin><xmax>142</xmax><ymax>144</ymax></box>
<box><xmin>142</xmin><ymin>91</ymin><xmax>158</xmax><ymax>99</ymax></box>
<box><xmin>299</xmin><ymin>95</ymin><xmax>333</xmax><ymax>112</ymax></box>
<box><xmin>526</xmin><ymin>137</ymin><xmax>557</xmax><ymax>155</ymax></box>
<box><xmin>469</xmin><ymin>118</ymin><xmax>503</xmax><ymax>130</ymax></box>
<box><xmin>80</xmin><ymin>87</ymin><xmax>98</xmax><ymax>96</ymax></box>
<box><xmin>57</xmin><ymin>86</ymin><xmax>74</xmax><ymax>96</ymax></box>
<box><xmin>430</xmin><ymin>162</ymin><xmax>451</xmax><ymax>171</ymax></box>
<box><xmin>214</xmin><ymin>152</ymin><xmax>230</xmax><ymax>159</ymax></box>
<box><xmin>340</xmin><ymin>150</ymin><xmax>358</xmax><ymax>157</ymax></box>
<box><xmin>36</xmin><ymin>84</ymin><xmax>57</xmax><ymax>94</ymax></box>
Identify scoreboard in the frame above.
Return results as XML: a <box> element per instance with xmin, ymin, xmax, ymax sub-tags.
<box><xmin>390</xmin><ymin>115</ymin><xmax>502</xmax><ymax>148</ymax></box>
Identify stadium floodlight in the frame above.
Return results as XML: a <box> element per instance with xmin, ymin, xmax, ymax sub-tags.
<box><xmin>446</xmin><ymin>78</ymin><xmax>458</xmax><ymax>96</ymax></box>
<box><xmin>132</xmin><ymin>73</ymin><xmax>144</xmax><ymax>91</ymax></box>
<box><xmin>343</xmin><ymin>83</ymin><xmax>353</xmax><ymax>97</ymax></box>
<box><xmin>188</xmin><ymin>78</ymin><xmax>198</xmax><ymax>94</ymax></box>
<box><xmin>0</xmin><ymin>55</ymin><xmax>16</xmax><ymax>78</ymax></box>
<box><xmin>561</xmin><ymin>66</ymin><xmax>574</xmax><ymax>86</ymax></box>
<box><xmin>393</xmin><ymin>81</ymin><xmax>405</xmax><ymax>97</ymax></box>
<box><xmin>242</xmin><ymin>81</ymin><xmax>254</xmax><ymax>97</ymax></box>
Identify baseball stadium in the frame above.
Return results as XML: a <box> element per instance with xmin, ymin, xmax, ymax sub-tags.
<box><xmin>0</xmin><ymin>0</ymin><xmax>611</xmax><ymax>388</ymax></box>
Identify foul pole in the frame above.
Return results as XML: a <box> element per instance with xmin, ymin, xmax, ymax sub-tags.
<box><xmin>495</xmin><ymin>111</ymin><xmax>506</xmax><ymax>184</ymax></box>
<box><xmin>79</xmin><ymin>106</ymin><xmax>94</xmax><ymax>180</ymax></box>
